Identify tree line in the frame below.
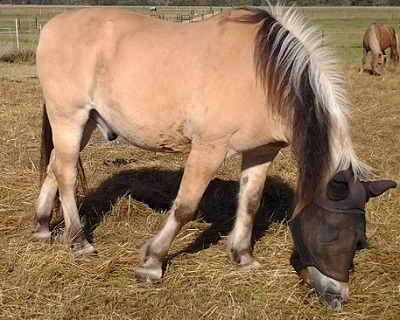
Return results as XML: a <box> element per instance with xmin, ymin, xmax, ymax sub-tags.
<box><xmin>6</xmin><ymin>0</ymin><xmax>400</xmax><ymax>8</ymax></box>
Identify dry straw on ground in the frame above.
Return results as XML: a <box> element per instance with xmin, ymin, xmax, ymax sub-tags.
<box><xmin>0</xmin><ymin>58</ymin><xmax>399</xmax><ymax>319</ymax></box>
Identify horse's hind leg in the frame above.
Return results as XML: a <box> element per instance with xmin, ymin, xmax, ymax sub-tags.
<box><xmin>33</xmin><ymin>149</ymin><xmax>58</xmax><ymax>242</ymax></box>
<box><xmin>38</xmin><ymin>105</ymin><xmax>95</xmax><ymax>255</ymax></box>
<box><xmin>33</xmin><ymin>113</ymin><xmax>96</xmax><ymax>246</ymax></box>
<box><xmin>54</xmin><ymin>115</ymin><xmax>97</xmax><ymax>255</ymax></box>
<box><xmin>227</xmin><ymin>149</ymin><xmax>279</xmax><ymax>270</ymax></box>
<box><xmin>135</xmin><ymin>142</ymin><xmax>227</xmax><ymax>284</ymax></box>
<box><xmin>389</xmin><ymin>47</ymin><xmax>399</xmax><ymax>69</ymax></box>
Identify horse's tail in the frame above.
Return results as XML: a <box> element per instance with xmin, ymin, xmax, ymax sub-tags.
<box><xmin>241</xmin><ymin>4</ymin><xmax>370</xmax><ymax>203</ymax></box>
<box><xmin>40</xmin><ymin>103</ymin><xmax>88</xmax><ymax>197</ymax></box>
<box><xmin>40</xmin><ymin>103</ymin><xmax>53</xmax><ymax>184</ymax></box>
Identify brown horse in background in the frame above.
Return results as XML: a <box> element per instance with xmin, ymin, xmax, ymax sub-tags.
<box><xmin>360</xmin><ymin>23</ymin><xmax>399</xmax><ymax>75</ymax></box>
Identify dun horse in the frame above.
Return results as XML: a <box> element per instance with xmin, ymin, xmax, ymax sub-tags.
<box><xmin>360</xmin><ymin>23</ymin><xmax>399</xmax><ymax>75</ymax></box>
<box><xmin>33</xmin><ymin>5</ymin><xmax>395</xmax><ymax>310</ymax></box>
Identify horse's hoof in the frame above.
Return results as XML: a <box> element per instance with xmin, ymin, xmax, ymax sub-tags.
<box><xmin>31</xmin><ymin>231</ymin><xmax>52</xmax><ymax>243</ymax></box>
<box><xmin>135</xmin><ymin>265</ymin><xmax>163</xmax><ymax>286</ymax></box>
<box><xmin>73</xmin><ymin>243</ymin><xmax>98</xmax><ymax>258</ymax></box>
<box><xmin>237</xmin><ymin>259</ymin><xmax>263</xmax><ymax>271</ymax></box>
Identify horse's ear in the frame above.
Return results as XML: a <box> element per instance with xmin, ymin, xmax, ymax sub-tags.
<box><xmin>362</xmin><ymin>180</ymin><xmax>397</xmax><ymax>199</ymax></box>
<box><xmin>327</xmin><ymin>170</ymin><xmax>351</xmax><ymax>201</ymax></box>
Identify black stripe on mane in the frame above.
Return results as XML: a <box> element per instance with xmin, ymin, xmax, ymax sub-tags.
<box><xmin>229</xmin><ymin>7</ymin><xmax>332</xmax><ymax>204</ymax></box>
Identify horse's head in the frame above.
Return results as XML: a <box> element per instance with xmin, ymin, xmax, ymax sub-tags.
<box><xmin>290</xmin><ymin>170</ymin><xmax>396</xmax><ymax>310</ymax></box>
<box><xmin>371</xmin><ymin>52</ymin><xmax>387</xmax><ymax>75</ymax></box>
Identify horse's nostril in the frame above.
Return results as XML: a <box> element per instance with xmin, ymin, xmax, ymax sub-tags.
<box><xmin>320</xmin><ymin>292</ymin><xmax>344</xmax><ymax>311</ymax></box>
<box><xmin>326</xmin><ymin>297</ymin><xmax>342</xmax><ymax>311</ymax></box>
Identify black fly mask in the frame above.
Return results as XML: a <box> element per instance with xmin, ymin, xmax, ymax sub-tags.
<box><xmin>290</xmin><ymin>170</ymin><xmax>396</xmax><ymax>282</ymax></box>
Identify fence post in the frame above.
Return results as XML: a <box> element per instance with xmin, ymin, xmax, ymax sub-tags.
<box><xmin>15</xmin><ymin>19</ymin><xmax>20</xmax><ymax>51</ymax></box>
<box><xmin>321</xmin><ymin>29</ymin><xmax>324</xmax><ymax>47</ymax></box>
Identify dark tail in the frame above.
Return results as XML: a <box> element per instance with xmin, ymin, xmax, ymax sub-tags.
<box><xmin>40</xmin><ymin>104</ymin><xmax>53</xmax><ymax>185</ymax></box>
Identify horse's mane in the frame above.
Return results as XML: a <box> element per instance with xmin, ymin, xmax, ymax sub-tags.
<box><xmin>367</xmin><ymin>23</ymin><xmax>398</xmax><ymax>52</ymax></box>
<box><xmin>228</xmin><ymin>4</ymin><xmax>370</xmax><ymax>204</ymax></box>
<box><xmin>367</xmin><ymin>24</ymin><xmax>382</xmax><ymax>55</ymax></box>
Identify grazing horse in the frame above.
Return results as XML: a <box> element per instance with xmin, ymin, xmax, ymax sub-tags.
<box><xmin>360</xmin><ymin>23</ymin><xmax>399</xmax><ymax>75</ymax></box>
<box><xmin>33</xmin><ymin>5</ymin><xmax>395</xmax><ymax>310</ymax></box>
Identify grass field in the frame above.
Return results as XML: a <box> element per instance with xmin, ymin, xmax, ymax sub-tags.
<box><xmin>1</xmin><ymin>6</ymin><xmax>400</xmax><ymax>320</ymax></box>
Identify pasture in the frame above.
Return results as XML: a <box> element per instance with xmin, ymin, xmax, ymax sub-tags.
<box><xmin>1</xmin><ymin>6</ymin><xmax>399</xmax><ymax>319</ymax></box>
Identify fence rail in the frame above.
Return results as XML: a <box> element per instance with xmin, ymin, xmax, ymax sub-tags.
<box><xmin>0</xmin><ymin>7</ymin><xmax>224</xmax><ymax>50</ymax></box>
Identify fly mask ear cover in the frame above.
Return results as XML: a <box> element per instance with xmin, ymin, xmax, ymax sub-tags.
<box><xmin>290</xmin><ymin>170</ymin><xmax>397</xmax><ymax>282</ymax></box>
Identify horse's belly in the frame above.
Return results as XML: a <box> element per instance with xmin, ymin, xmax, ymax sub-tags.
<box><xmin>100</xmin><ymin>109</ymin><xmax>192</xmax><ymax>153</ymax></box>
<box><xmin>121</xmin><ymin>128</ymin><xmax>191</xmax><ymax>153</ymax></box>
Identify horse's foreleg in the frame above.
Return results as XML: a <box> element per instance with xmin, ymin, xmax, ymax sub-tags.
<box><xmin>135</xmin><ymin>142</ymin><xmax>227</xmax><ymax>284</ymax></box>
<box><xmin>360</xmin><ymin>48</ymin><xmax>368</xmax><ymax>74</ymax></box>
<box><xmin>382</xmin><ymin>50</ymin><xmax>387</xmax><ymax>70</ymax></box>
<box><xmin>227</xmin><ymin>149</ymin><xmax>278</xmax><ymax>270</ymax></box>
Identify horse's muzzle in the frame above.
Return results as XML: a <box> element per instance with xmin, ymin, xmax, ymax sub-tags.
<box><xmin>299</xmin><ymin>267</ymin><xmax>349</xmax><ymax>311</ymax></box>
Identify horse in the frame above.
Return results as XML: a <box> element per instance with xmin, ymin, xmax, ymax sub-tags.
<box><xmin>360</xmin><ymin>23</ymin><xmax>399</xmax><ymax>75</ymax></box>
<box><xmin>32</xmin><ymin>4</ymin><xmax>394</xmax><ymax>310</ymax></box>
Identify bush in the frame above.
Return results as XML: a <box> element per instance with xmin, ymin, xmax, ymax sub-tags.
<box><xmin>0</xmin><ymin>46</ymin><xmax>36</xmax><ymax>64</ymax></box>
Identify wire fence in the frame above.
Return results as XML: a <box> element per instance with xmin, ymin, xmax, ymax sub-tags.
<box><xmin>0</xmin><ymin>6</ymin><xmax>225</xmax><ymax>51</ymax></box>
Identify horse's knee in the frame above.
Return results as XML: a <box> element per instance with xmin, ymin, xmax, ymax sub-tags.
<box><xmin>173</xmin><ymin>204</ymin><xmax>196</xmax><ymax>224</ymax></box>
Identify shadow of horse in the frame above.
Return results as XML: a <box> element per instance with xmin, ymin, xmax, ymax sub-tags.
<box><xmin>76</xmin><ymin>168</ymin><xmax>295</xmax><ymax>260</ymax></box>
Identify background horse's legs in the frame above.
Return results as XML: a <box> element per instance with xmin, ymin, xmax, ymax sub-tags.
<box><xmin>227</xmin><ymin>149</ymin><xmax>278</xmax><ymax>270</ymax></box>
<box><xmin>135</xmin><ymin>142</ymin><xmax>227</xmax><ymax>284</ymax></box>
<box><xmin>382</xmin><ymin>50</ymin><xmax>387</xmax><ymax>70</ymax></box>
<box><xmin>389</xmin><ymin>46</ymin><xmax>399</xmax><ymax>69</ymax></box>
<box><xmin>360</xmin><ymin>48</ymin><xmax>368</xmax><ymax>74</ymax></box>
